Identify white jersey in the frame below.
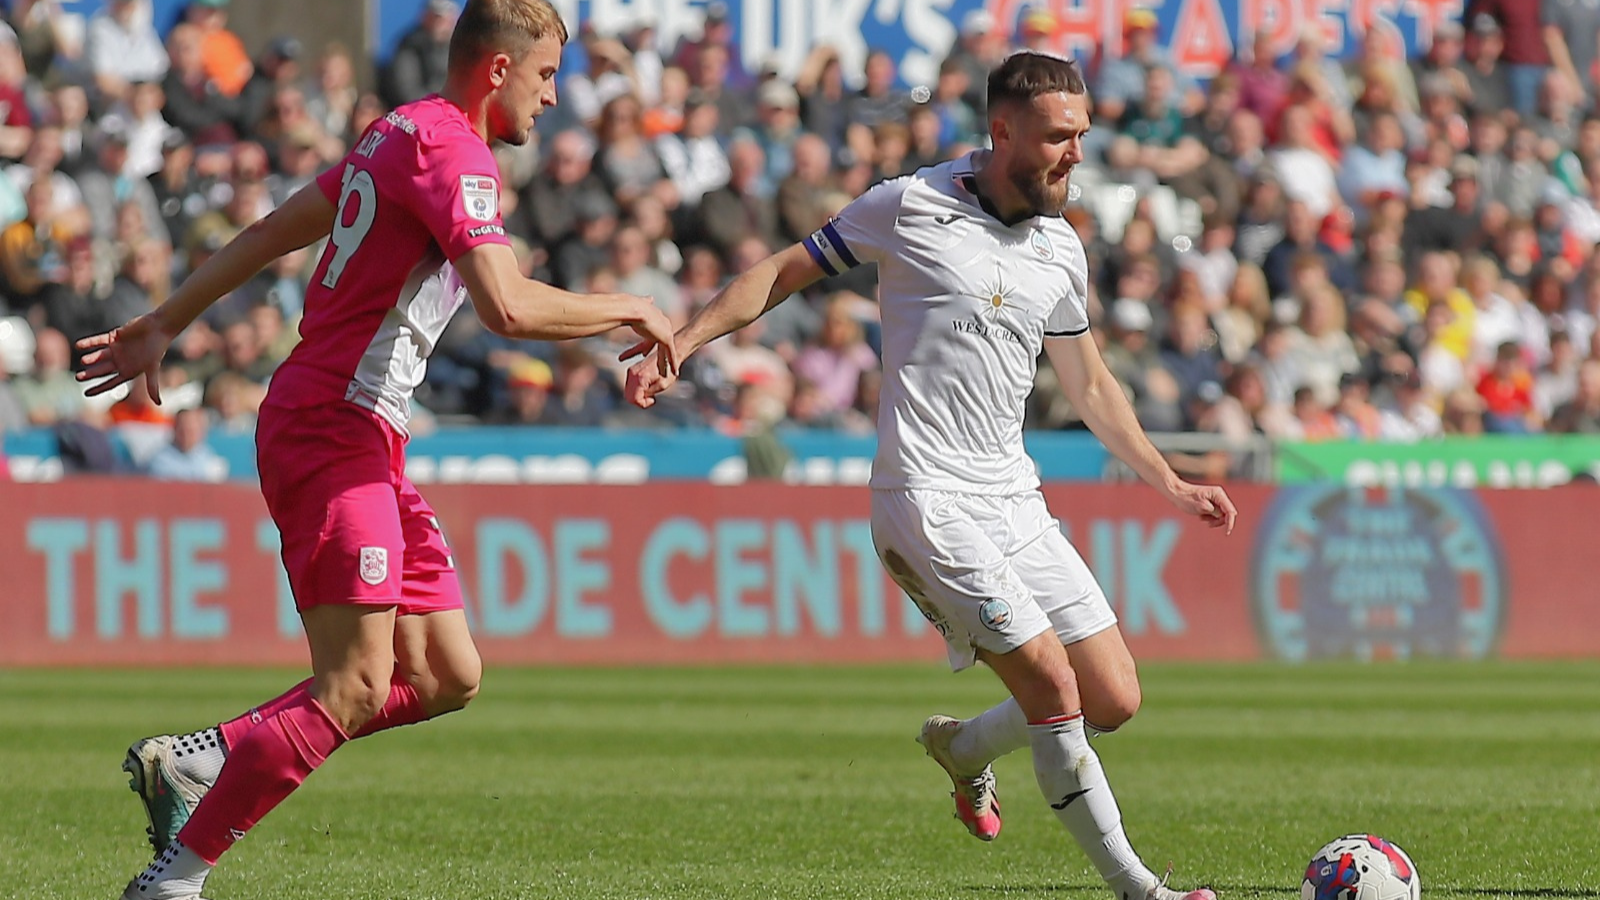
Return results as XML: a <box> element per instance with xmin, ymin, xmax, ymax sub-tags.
<box><xmin>803</xmin><ymin>153</ymin><xmax>1092</xmax><ymax>495</ymax></box>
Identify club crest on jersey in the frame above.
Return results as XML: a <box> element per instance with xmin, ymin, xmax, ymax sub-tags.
<box><xmin>460</xmin><ymin>175</ymin><xmax>498</xmax><ymax>222</ymax></box>
<box><xmin>1031</xmin><ymin>229</ymin><xmax>1054</xmax><ymax>261</ymax></box>
<box><xmin>359</xmin><ymin>547</ymin><xmax>388</xmax><ymax>586</ymax></box>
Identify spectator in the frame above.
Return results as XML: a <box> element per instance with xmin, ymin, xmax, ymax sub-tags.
<box><xmin>611</xmin><ymin>224</ymin><xmax>683</xmax><ymax>326</ymax></box>
<box><xmin>35</xmin><ymin>236</ymin><xmax>108</xmax><ymax>352</ymax></box>
<box><xmin>687</xmin><ymin>42</ymin><xmax>752</xmax><ymax>136</ymax></box>
<box><xmin>1477</xmin><ymin>340</ymin><xmax>1541</xmax><ymax>432</ymax></box>
<box><xmin>1377</xmin><ymin>365</ymin><xmax>1445</xmax><ymax>440</ymax></box>
<box><xmin>161</xmin><ymin>23</ymin><xmax>238</xmax><ymax>145</ymax></box>
<box><xmin>1463</xmin><ymin>14</ymin><xmax>1512</xmax><ymax>117</ymax></box>
<box><xmin>566</xmin><ymin>35</ymin><xmax>637</xmax><ymax>131</ymax></box>
<box><xmin>739</xmin><ymin>79</ymin><xmax>803</xmax><ymax>191</ymax></box>
<box><xmin>790</xmin><ymin>294</ymin><xmax>878</xmax><ymax>416</ymax></box>
<box><xmin>542</xmin><ymin>344</ymin><xmax>615</xmax><ymax>427</ymax></box>
<box><xmin>1468</xmin><ymin>0</ymin><xmax>1549</xmax><ymax>115</ymax></box>
<box><xmin>239</xmin><ymin>37</ymin><xmax>304</xmax><ymax>141</ymax></box>
<box><xmin>670</xmin><ymin>1</ymin><xmax>751</xmax><ymax>95</ymax></box>
<box><xmin>1290</xmin><ymin>284</ymin><xmax>1361</xmax><ymax>407</ymax></box>
<box><xmin>305</xmin><ymin>43</ymin><xmax>359</xmax><ymax>143</ymax></box>
<box><xmin>1230</xmin><ymin>30</ymin><xmax>1291</xmax><ymax>123</ymax></box>
<box><xmin>1549</xmin><ymin>358</ymin><xmax>1600</xmax><ymax>432</ymax></box>
<box><xmin>551</xmin><ymin>192</ymin><xmax>618</xmax><ymax>291</ymax></box>
<box><xmin>13</xmin><ymin>326</ymin><xmax>85</xmax><ymax>425</ymax></box>
<box><xmin>0</xmin><ymin>320</ymin><xmax>28</xmax><ymax>434</ymax></box>
<box><xmin>1289</xmin><ymin>385</ymin><xmax>1342</xmax><ymax>441</ymax></box>
<box><xmin>1100</xmin><ymin>298</ymin><xmax>1182</xmax><ymax>432</ymax></box>
<box><xmin>657</xmin><ymin>92</ymin><xmax>729</xmax><ymax>210</ymax></box>
<box><xmin>0</xmin><ymin>178</ymin><xmax>74</xmax><ymax>302</ymax></box>
<box><xmin>522</xmin><ymin>130</ymin><xmax>611</xmax><ymax>253</ymax></box>
<box><xmin>943</xmin><ymin>9</ymin><xmax>1005</xmax><ymax>120</ymax></box>
<box><xmin>1535</xmin><ymin>328</ymin><xmax>1581</xmax><ymax>418</ymax></box>
<box><xmin>696</xmin><ymin>137</ymin><xmax>780</xmax><ymax>258</ymax></box>
<box><xmin>382</xmin><ymin>0</ymin><xmax>455</xmax><ymax>108</ymax></box>
<box><xmin>845</xmin><ymin>49</ymin><xmax>908</xmax><ymax>131</ymax></box>
<box><xmin>0</xmin><ymin>28</ymin><xmax>33</xmax><ymax>162</ymax></box>
<box><xmin>85</xmin><ymin>0</ymin><xmax>168</xmax><ymax>106</ymax></box>
<box><xmin>1332</xmin><ymin>372</ymin><xmax>1384</xmax><ymax>439</ymax></box>
<box><xmin>1542</xmin><ymin>0</ymin><xmax>1600</xmax><ymax>109</ymax></box>
<box><xmin>488</xmin><ymin>356</ymin><xmax>554</xmax><ymax>425</ymax></box>
<box><xmin>1158</xmin><ymin>303</ymin><xmax>1226</xmax><ymax>418</ymax></box>
<box><xmin>1214</xmin><ymin>263</ymin><xmax>1271</xmax><ymax>363</ymax></box>
<box><xmin>594</xmin><ymin>94</ymin><xmax>665</xmax><ymax>207</ymax></box>
<box><xmin>147</xmin><ymin>407</ymin><xmax>227</xmax><ymax>481</ymax></box>
<box><xmin>707</xmin><ymin>317</ymin><xmax>791</xmax><ymax>405</ymax></box>
<box><xmin>1098</xmin><ymin>6</ymin><xmax>1200</xmax><ymax>123</ymax></box>
<box><xmin>186</xmin><ymin>0</ymin><xmax>250</xmax><ymax>98</ymax></box>
<box><xmin>795</xmin><ymin>46</ymin><xmax>849</xmax><ymax>150</ymax></box>
<box><xmin>76</xmin><ymin>125</ymin><xmax>165</xmax><ymax>246</ymax></box>
<box><xmin>1268</xmin><ymin>104</ymin><xmax>1340</xmax><ymax>219</ymax></box>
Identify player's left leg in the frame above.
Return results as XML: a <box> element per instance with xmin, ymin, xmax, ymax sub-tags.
<box><xmin>938</xmin><ymin>493</ymin><xmax>1134</xmax><ymax>777</ymax></box>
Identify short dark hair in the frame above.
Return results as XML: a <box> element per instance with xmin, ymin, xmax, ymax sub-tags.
<box><xmin>987</xmin><ymin>52</ymin><xmax>1087</xmax><ymax>109</ymax></box>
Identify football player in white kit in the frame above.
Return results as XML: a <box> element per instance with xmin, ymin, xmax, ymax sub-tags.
<box><xmin>624</xmin><ymin>51</ymin><xmax>1235</xmax><ymax>900</ymax></box>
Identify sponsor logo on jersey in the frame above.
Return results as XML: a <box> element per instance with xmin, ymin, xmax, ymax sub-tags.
<box><xmin>978</xmin><ymin>598</ymin><xmax>1012</xmax><ymax>631</ymax></box>
<box><xmin>934</xmin><ymin>213</ymin><xmax>960</xmax><ymax>225</ymax></box>
<box><xmin>1031</xmin><ymin>229</ymin><xmax>1054</xmax><ymax>260</ymax></box>
<box><xmin>467</xmin><ymin>224</ymin><xmax>505</xmax><ymax>238</ymax></box>
<box><xmin>359</xmin><ymin>547</ymin><xmax>389</xmax><ymax>586</ymax></box>
<box><xmin>460</xmin><ymin>175</ymin><xmax>498</xmax><ymax>222</ymax></box>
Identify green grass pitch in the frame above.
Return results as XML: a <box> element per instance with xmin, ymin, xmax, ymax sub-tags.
<box><xmin>2</xmin><ymin>662</ymin><xmax>1597</xmax><ymax>899</ymax></box>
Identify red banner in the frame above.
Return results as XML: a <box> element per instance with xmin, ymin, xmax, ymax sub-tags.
<box><xmin>1</xmin><ymin>481</ymin><xmax>1594</xmax><ymax>666</ymax></box>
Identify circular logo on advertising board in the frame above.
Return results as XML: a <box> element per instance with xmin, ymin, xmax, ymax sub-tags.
<box><xmin>1250</xmin><ymin>486</ymin><xmax>1506</xmax><ymax>661</ymax></box>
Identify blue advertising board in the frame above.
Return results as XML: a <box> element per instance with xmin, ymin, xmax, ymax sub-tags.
<box><xmin>376</xmin><ymin>0</ymin><xmax>1462</xmax><ymax>85</ymax></box>
<box><xmin>3</xmin><ymin>426</ymin><xmax>1110</xmax><ymax>483</ymax></box>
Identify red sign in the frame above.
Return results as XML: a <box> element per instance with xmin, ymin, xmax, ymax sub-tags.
<box><xmin>1</xmin><ymin>481</ymin><xmax>1593</xmax><ymax>666</ymax></box>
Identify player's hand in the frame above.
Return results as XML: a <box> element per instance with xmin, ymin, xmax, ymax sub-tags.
<box><xmin>1166</xmin><ymin>480</ymin><xmax>1238</xmax><ymax>534</ymax></box>
<box><xmin>617</xmin><ymin>299</ymin><xmax>678</xmax><ymax>376</ymax></box>
<box><xmin>75</xmin><ymin>313</ymin><xmax>173</xmax><ymax>402</ymax></box>
<box><xmin>624</xmin><ymin>348</ymin><xmax>679</xmax><ymax>408</ymax></box>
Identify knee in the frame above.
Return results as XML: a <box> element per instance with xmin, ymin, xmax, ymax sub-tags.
<box><xmin>421</xmin><ymin>653</ymin><xmax>482</xmax><ymax>715</ymax></box>
<box><xmin>1086</xmin><ymin>684</ymin><xmax>1142</xmax><ymax>733</ymax></box>
<box><xmin>1012</xmin><ymin>666</ymin><xmax>1081</xmax><ymax>722</ymax></box>
<box><xmin>316</xmin><ymin>669</ymin><xmax>392</xmax><ymax>734</ymax></box>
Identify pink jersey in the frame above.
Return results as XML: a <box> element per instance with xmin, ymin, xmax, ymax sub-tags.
<box><xmin>266</xmin><ymin>95</ymin><xmax>511</xmax><ymax>435</ymax></box>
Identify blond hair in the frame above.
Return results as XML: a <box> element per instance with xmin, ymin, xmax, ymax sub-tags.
<box><xmin>449</xmin><ymin>0</ymin><xmax>569</xmax><ymax>69</ymax></box>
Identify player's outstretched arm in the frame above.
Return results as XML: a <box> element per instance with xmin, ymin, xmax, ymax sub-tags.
<box><xmin>623</xmin><ymin>241</ymin><xmax>825</xmax><ymax>408</ymax></box>
<box><xmin>77</xmin><ymin>183</ymin><xmax>338</xmax><ymax>401</ymax></box>
<box><xmin>1045</xmin><ymin>334</ymin><xmax>1238</xmax><ymax>533</ymax></box>
<box><xmin>453</xmin><ymin>242</ymin><xmax>677</xmax><ymax>369</ymax></box>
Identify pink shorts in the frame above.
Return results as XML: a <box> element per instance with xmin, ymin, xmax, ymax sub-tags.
<box><xmin>257</xmin><ymin>402</ymin><xmax>461</xmax><ymax>616</ymax></box>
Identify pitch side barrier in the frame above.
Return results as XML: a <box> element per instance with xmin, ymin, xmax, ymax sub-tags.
<box><xmin>2</xmin><ymin>480</ymin><xmax>1595</xmax><ymax>666</ymax></box>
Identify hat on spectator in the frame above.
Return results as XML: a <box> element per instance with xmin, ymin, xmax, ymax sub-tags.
<box><xmin>0</xmin><ymin>317</ymin><xmax>34</xmax><ymax>376</ymax></box>
<box><xmin>1449</xmin><ymin>155</ymin><xmax>1479</xmax><ymax>182</ymax></box>
<box><xmin>1472</xmin><ymin>13</ymin><xmax>1501</xmax><ymax>35</ymax></box>
<box><xmin>1111</xmin><ymin>298</ymin><xmax>1153</xmax><ymax>332</ymax></box>
<box><xmin>1338</xmin><ymin>372</ymin><xmax>1368</xmax><ymax>392</ymax></box>
<box><xmin>96</xmin><ymin>117</ymin><xmax>130</xmax><ymax>149</ymax></box>
<box><xmin>507</xmin><ymin>358</ymin><xmax>553</xmax><ymax>390</ymax></box>
<box><xmin>705</xmin><ymin>1</ymin><xmax>731</xmax><ymax>23</ymax></box>
<box><xmin>757</xmin><ymin>81</ymin><xmax>800</xmax><ymax>110</ymax></box>
<box><xmin>1021</xmin><ymin>9</ymin><xmax>1057</xmax><ymax>36</ymax></box>
<box><xmin>573</xmin><ymin>192</ymin><xmax>618</xmax><ymax>223</ymax></box>
<box><xmin>961</xmin><ymin>10</ymin><xmax>996</xmax><ymax>36</ymax></box>
<box><xmin>1435</xmin><ymin>20</ymin><xmax>1464</xmax><ymax>41</ymax></box>
<box><xmin>269</xmin><ymin>36</ymin><xmax>303</xmax><ymax>61</ymax></box>
<box><xmin>1196</xmin><ymin>381</ymin><xmax>1225</xmax><ymax>404</ymax></box>
<box><xmin>1124</xmin><ymin>7</ymin><xmax>1159</xmax><ymax>32</ymax></box>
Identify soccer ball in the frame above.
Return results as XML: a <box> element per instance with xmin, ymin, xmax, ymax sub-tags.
<box><xmin>1301</xmin><ymin>834</ymin><xmax>1420</xmax><ymax>900</ymax></box>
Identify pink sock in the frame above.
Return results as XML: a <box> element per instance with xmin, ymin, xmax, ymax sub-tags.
<box><xmin>219</xmin><ymin>678</ymin><xmax>313</xmax><ymax>749</ymax></box>
<box><xmin>219</xmin><ymin>676</ymin><xmax>428</xmax><ymax>747</ymax></box>
<box><xmin>178</xmin><ymin>696</ymin><xmax>348</xmax><ymax>864</ymax></box>
<box><xmin>353</xmin><ymin>678</ymin><xmax>427</xmax><ymax>738</ymax></box>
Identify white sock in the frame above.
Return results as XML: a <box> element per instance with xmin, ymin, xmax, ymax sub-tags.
<box><xmin>949</xmin><ymin>697</ymin><xmax>1028</xmax><ymax>773</ymax></box>
<box><xmin>1028</xmin><ymin>714</ymin><xmax>1158</xmax><ymax>899</ymax></box>
<box><xmin>128</xmin><ymin>840</ymin><xmax>211</xmax><ymax>899</ymax></box>
<box><xmin>170</xmin><ymin>728</ymin><xmax>227</xmax><ymax>784</ymax></box>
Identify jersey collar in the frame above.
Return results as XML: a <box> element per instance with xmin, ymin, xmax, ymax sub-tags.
<box><xmin>950</xmin><ymin>151</ymin><xmax>1060</xmax><ymax>229</ymax></box>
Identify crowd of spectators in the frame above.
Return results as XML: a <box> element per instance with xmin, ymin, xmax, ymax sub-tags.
<box><xmin>3</xmin><ymin>0</ymin><xmax>1600</xmax><ymax>483</ymax></box>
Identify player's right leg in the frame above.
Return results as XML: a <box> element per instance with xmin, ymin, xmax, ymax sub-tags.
<box><xmin>979</xmin><ymin>633</ymin><xmax>1214</xmax><ymax>900</ymax></box>
<box><xmin>121</xmin><ymin>604</ymin><xmax>398</xmax><ymax>900</ymax></box>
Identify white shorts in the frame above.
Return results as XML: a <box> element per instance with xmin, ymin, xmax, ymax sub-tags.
<box><xmin>870</xmin><ymin>488</ymin><xmax>1117</xmax><ymax>672</ymax></box>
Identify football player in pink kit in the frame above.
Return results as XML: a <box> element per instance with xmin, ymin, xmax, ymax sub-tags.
<box><xmin>77</xmin><ymin>3</ymin><xmax>675</xmax><ymax>898</ymax></box>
